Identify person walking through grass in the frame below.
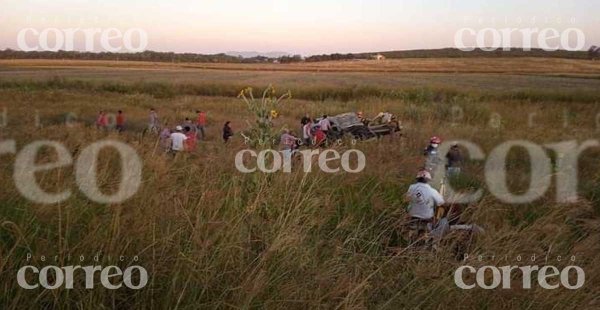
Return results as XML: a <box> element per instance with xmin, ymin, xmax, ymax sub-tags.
<box><xmin>446</xmin><ymin>142</ymin><xmax>463</xmax><ymax>177</ymax></box>
<box><xmin>424</xmin><ymin>136</ymin><xmax>442</xmax><ymax>176</ymax></box>
<box><xmin>184</xmin><ymin>126</ymin><xmax>196</xmax><ymax>151</ymax></box>
<box><xmin>160</xmin><ymin>123</ymin><xmax>171</xmax><ymax>151</ymax></box>
<box><xmin>169</xmin><ymin>125</ymin><xmax>188</xmax><ymax>154</ymax></box>
<box><xmin>196</xmin><ymin>110</ymin><xmax>207</xmax><ymax>140</ymax></box>
<box><xmin>280</xmin><ymin>129</ymin><xmax>297</xmax><ymax>163</ymax></box>
<box><xmin>116</xmin><ymin>110</ymin><xmax>125</xmax><ymax>132</ymax></box>
<box><xmin>96</xmin><ymin>110</ymin><xmax>107</xmax><ymax>130</ymax></box>
<box><xmin>222</xmin><ymin>121</ymin><xmax>233</xmax><ymax>143</ymax></box>
<box><xmin>183</xmin><ymin>117</ymin><xmax>194</xmax><ymax>130</ymax></box>
<box><xmin>301</xmin><ymin>113</ymin><xmax>310</xmax><ymax>127</ymax></box>
<box><xmin>148</xmin><ymin>108</ymin><xmax>159</xmax><ymax>134</ymax></box>
<box><xmin>302</xmin><ymin>119</ymin><xmax>313</xmax><ymax>147</ymax></box>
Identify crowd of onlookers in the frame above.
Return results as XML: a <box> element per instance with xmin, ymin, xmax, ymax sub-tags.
<box><xmin>94</xmin><ymin>108</ymin><xmax>340</xmax><ymax>156</ymax></box>
<box><xmin>95</xmin><ymin>107</ymin><xmax>470</xmax><ymax>239</ymax></box>
<box><xmin>92</xmin><ymin>109</ymin><xmax>390</xmax><ymax>157</ymax></box>
<box><xmin>94</xmin><ymin>108</ymin><xmax>235</xmax><ymax>155</ymax></box>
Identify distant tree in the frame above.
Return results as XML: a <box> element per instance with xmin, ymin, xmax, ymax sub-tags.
<box><xmin>304</xmin><ymin>53</ymin><xmax>355</xmax><ymax>62</ymax></box>
<box><xmin>0</xmin><ymin>48</ymin><xmax>591</xmax><ymax>63</ymax></box>
<box><xmin>277</xmin><ymin>54</ymin><xmax>303</xmax><ymax>63</ymax></box>
<box><xmin>0</xmin><ymin>49</ymin><xmax>248</xmax><ymax>63</ymax></box>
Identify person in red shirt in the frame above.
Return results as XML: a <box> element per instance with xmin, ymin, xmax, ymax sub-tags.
<box><xmin>184</xmin><ymin>126</ymin><xmax>197</xmax><ymax>151</ymax></box>
<box><xmin>196</xmin><ymin>110</ymin><xmax>206</xmax><ymax>140</ymax></box>
<box><xmin>313</xmin><ymin>125</ymin><xmax>326</xmax><ymax>147</ymax></box>
<box><xmin>96</xmin><ymin>111</ymin><xmax>108</xmax><ymax>130</ymax></box>
<box><xmin>116</xmin><ymin>110</ymin><xmax>125</xmax><ymax>132</ymax></box>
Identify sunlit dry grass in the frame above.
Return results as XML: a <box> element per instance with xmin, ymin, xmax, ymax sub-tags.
<box><xmin>0</xmin><ymin>60</ymin><xmax>599</xmax><ymax>308</ymax></box>
<box><xmin>2</xmin><ymin>57</ymin><xmax>600</xmax><ymax>74</ymax></box>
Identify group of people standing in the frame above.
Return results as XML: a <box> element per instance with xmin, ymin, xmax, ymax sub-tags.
<box><xmin>150</xmin><ymin>109</ymin><xmax>234</xmax><ymax>154</ymax></box>
<box><xmin>272</xmin><ymin>114</ymin><xmax>333</xmax><ymax>162</ymax></box>
<box><xmin>155</xmin><ymin>109</ymin><xmax>209</xmax><ymax>154</ymax></box>
<box><xmin>95</xmin><ymin>110</ymin><xmax>126</xmax><ymax>132</ymax></box>
<box><xmin>300</xmin><ymin>114</ymin><xmax>331</xmax><ymax>147</ymax></box>
<box><xmin>94</xmin><ymin>107</ymin><xmax>234</xmax><ymax>154</ymax></box>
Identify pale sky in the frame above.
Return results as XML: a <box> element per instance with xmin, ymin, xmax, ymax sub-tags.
<box><xmin>0</xmin><ymin>0</ymin><xmax>598</xmax><ymax>55</ymax></box>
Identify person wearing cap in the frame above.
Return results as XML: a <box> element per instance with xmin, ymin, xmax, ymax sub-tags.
<box><xmin>169</xmin><ymin>125</ymin><xmax>188</xmax><ymax>153</ymax></box>
<box><xmin>424</xmin><ymin>136</ymin><xmax>443</xmax><ymax>175</ymax></box>
<box><xmin>424</xmin><ymin>136</ymin><xmax>441</xmax><ymax>157</ymax></box>
<box><xmin>404</xmin><ymin>169</ymin><xmax>445</xmax><ymax>235</ymax></box>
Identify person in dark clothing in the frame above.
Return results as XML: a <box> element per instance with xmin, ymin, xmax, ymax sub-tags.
<box><xmin>222</xmin><ymin>121</ymin><xmax>233</xmax><ymax>143</ymax></box>
<box><xmin>301</xmin><ymin>114</ymin><xmax>310</xmax><ymax>125</ymax></box>
<box><xmin>445</xmin><ymin>143</ymin><xmax>463</xmax><ymax>177</ymax></box>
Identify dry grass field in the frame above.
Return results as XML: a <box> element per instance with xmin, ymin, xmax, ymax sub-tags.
<box><xmin>2</xmin><ymin>58</ymin><xmax>599</xmax><ymax>102</ymax></box>
<box><xmin>2</xmin><ymin>57</ymin><xmax>600</xmax><ymax>74</ymax></box>
<box><xmin>0</xmin><ymin>58</ymin><xmax>599</xmax><ymax>309</ymax></box>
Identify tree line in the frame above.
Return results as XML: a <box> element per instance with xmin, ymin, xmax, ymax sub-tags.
<box><xmin>0</xmin><ymin>48</ymin><xmax>595</xmax><ymax>64</ymax></box>
<box><xmin>0</xmin><ymin>49</ymin><xmax>271</xmax><ymax>63</ymax></box>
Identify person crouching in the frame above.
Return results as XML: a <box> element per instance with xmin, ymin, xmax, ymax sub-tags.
<box><xmin>404</xmin><ymin>169</ymin><xmax>445</xmax><ymax>241</ymax></box>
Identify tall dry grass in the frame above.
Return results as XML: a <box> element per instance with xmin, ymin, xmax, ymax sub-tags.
<box><xmin>0</xmin><ymin>75</ymin><xmax>599</xmax><ymax>309</ymax></box>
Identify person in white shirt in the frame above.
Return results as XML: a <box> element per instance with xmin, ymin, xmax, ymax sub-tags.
<box><xmin>280</xmin><ymin>129</ymin><xmax>298</xmax><ymax>166</ymax></box>
<box><xmin>169</xmin><ymin>126</ymin><xmax>188</xmax><ymax>153</ymax></box>
<box><xmin>405</xmin><ymin>169</ymin><xmax>445</xmax><ymax>233</ymax></box>
<box><xmin>302</xmin><ymin>119</ymin><xmax>313</xmax><ymax>146</ymax></box>
<box><xmin>318</xmin><ymin>115</ymin><xmax>330</xmax><ymax>133</ymax></box>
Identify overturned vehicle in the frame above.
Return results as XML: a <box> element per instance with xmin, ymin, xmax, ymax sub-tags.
<box><xmin>320</xmin><ymin>112</ymin><xmax>402</xmax><ymax>141</ymax></box>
